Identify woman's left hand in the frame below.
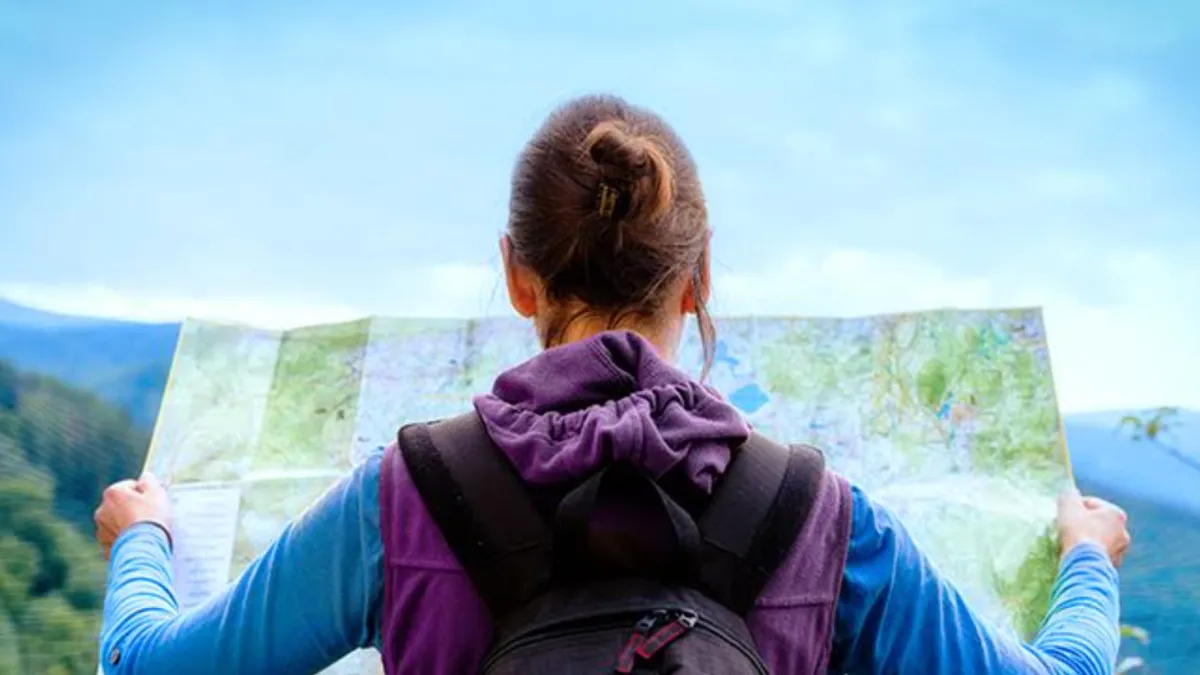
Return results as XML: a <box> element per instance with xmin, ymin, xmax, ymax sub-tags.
<box><xmin>95</xmin><ymin>473</ymin><xmax>172</xmax><ymax>560</ymax></box>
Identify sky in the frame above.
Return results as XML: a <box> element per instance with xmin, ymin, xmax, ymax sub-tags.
<box><xmin>1</xmin><ymin>0</ymin><xmax>1198</xmax><ymax>414</ymax></box>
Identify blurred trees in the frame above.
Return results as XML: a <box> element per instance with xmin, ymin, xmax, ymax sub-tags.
<box><xmin>0</xmin><ymin>359</ymin><xmax>148</xmax><ymax>675</ymax></box>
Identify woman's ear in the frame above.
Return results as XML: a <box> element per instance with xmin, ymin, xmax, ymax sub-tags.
<box><xmin>502</xmin><ymin>236</ymin><xmax>539</xmax><ymax>319</ymax></box>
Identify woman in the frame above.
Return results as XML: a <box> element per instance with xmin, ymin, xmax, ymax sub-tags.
<box><xmin>95</xmin><ymin>94</ymin><xmax>1129</xmax><ymax>674</ymax></box>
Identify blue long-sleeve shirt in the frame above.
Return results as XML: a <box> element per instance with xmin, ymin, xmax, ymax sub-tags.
<box><xmin>99</xmin><ymin>447</ymin><xmax>1121</xmax><ymax>674</ymax></box>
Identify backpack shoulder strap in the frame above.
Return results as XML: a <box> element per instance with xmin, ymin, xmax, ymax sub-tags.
<box><xmin>697</xmin><ymin>432</ymin><xmax>826</xmax><ymax>615</ymax></box>
<box><xmin>397</xmin><ymin>412</ymin><xmax>552</xmax><ymax>619</ymax></box>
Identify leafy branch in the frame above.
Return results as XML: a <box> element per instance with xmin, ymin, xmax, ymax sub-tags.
<box><xmin>1117</xmin><ymin>406</ymin><xmax>1179</xmax><ymax>442</ymax></box>
<box><xmin>1111</xmin><ymin>406</ymin><xmax>1180</xmax><ymax>674</ymax></box>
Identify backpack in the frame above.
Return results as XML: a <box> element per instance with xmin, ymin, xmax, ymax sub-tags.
<box><xmin>398</xmin><ymin>412</ymin><xmax>825</xmax><ymax>675</ymax></box>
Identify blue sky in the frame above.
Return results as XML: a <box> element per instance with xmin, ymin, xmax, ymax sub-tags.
<box><xmin>1</xmin><ymin>0</ymin><xmax>1198</xmax><ymax>412</ymax></box>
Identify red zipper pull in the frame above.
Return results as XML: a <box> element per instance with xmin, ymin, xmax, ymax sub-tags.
<box><xmin>616</xmin><ymin>612</ymin><xmax>665</xmax><ymax>673</ymax></box>
<box><xmin>635</xmin><ymin>610</ymin><xmax>698</xmax><ymax>660</ymax></box>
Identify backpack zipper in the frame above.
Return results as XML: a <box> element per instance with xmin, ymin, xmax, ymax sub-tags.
<box><xmin>480</xmin><ymin>613</ymin><xmax>643</xmax><ymax>671</ymax></box>
<box><xmin>626</xmin><ymin>610</ymin><xmax>768</xmax><ymax>674</ymax></box>
<box><xmin>616</xmin><ymin>611</ymin><xmax>669</xmax><ymax>672</ymax></box>
<box><xmin>481</xmin><ymin>607</ymin><xmax>769</xmax><ymax>674</ymax></box>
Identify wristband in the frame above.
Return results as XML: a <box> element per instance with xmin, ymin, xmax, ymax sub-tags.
<box><xmin>134</xmin><ymin>520</ymin><xmax>175</xmax><ymax>553</ymax></box>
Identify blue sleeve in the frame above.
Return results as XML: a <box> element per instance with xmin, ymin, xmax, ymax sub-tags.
<box><xmin>832</xmin><ymin>485</ymin><xmax>1120</xmax><ymax>674</ymax></box>
<box><xmin>99</xmin><ymin>449</ymin><xmax>387</xmax><ymax>675</ymax></box>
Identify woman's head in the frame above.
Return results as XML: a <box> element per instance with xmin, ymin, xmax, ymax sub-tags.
<box><xmin>502</xmin><ymin>94</ymin><xmax>715</xmax><ymax>372</ymax></box>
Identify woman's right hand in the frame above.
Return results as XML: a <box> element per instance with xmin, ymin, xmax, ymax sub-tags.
<box><xmin>94</xmin><ymin>473</ymin><xmax>173</xmax><ymax>560</ymax></box>
<box><xmin>1057</xmin><ymin>486</ymin><xmax>1132</xmax><ymax>567</ymax></box>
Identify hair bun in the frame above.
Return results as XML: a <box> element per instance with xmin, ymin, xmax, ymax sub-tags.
<box><xmin>583</xmin><ymin>120</ymin><xmax>674</xmax><ymax>223</ymax></box>
<box><xmin>586</xmin><ymin>121</ymin><xmax>651</xmax><ymax>177</ymax></box>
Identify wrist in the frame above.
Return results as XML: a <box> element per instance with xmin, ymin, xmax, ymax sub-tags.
<box><xmin>1060</xmin><ymin>536</ymin><xmax>1106</xmax><ymax>562</ymax></box>
<box><xmin>127</xmin><ymin>518</ymin><xmax>174</xmax><ymax>552</ymax></box>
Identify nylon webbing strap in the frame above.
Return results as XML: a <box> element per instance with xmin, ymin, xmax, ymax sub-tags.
<box><xmin>398</xmin><ymin>413</ymin><xmax>552</xmax><ymax>619</ymax></box>
<box><xmin>553</xmin><ymin>462</ymin><xmax>702</xmax><ymax>583</ymax></box>
<box><xmin>697</xmin><ymin>433</ymin><xmax>826</xmax><ymax>615</ymax></box>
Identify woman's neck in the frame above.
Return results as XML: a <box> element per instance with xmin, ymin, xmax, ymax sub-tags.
<box><xmin>548</xmin><ymin>313</ymin><xmax>680</xmax><ymax>363</ymax></box>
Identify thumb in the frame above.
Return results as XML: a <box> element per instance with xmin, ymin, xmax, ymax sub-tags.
<box><xmin>1059</xmin><ymin>483</ymin><xmax>1081</xmax><ymax>500</ymax></box>
<box><xmin>137</xmin><ymin>472</ymin><xmax>165</xmax><ymax>493</ymax></box>
<box><xmin>1058</xmin><ymin>484</ymin><xmax>1083</xmax><ymax>510</ymax></box>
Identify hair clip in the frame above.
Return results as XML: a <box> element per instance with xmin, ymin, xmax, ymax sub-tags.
<box><xmin>596</xmin><ymin>181</ymin><xmax>621</xmax><ymax>219</ymax></box>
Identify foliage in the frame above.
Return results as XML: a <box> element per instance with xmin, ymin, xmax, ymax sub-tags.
<box><xmin>1111</xmin><ymin>407</ymin><xmax>1184</xmax><ymax>674</ymax></box>
<box><xmin>0</xmin><ymin>359</ymin><xmax>150</xmax><ymax>675</ymax></box>
<box><xmin>1118</xmin><ymin>406</ymin><xmax>1179</xmax><ymax>443</ymax></box>
<box><xmin>1116</xmin><ymin>624</ymin><xmax>1151</xmax><ymax>674</ymax></box>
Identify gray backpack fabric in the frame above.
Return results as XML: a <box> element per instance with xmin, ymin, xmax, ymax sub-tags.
<box><xmin>398</xmin><ymin>413</ymin><xmax>825</xmax><ymax>674</ymax></box>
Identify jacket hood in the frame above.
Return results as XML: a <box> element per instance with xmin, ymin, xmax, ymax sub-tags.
<box><xmin>473</xmin><ymin>330</ymin><xmax>750</xmax><ymax>494</ymax></box>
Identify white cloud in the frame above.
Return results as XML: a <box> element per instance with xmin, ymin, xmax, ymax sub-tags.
<box><xmin>0</xmin><ymin>283</ymin><xmax>366</xmax><ymax>329</ymax></box>
<box><xmin>0</xmin><ymin>261</ymin><xmax>508</xmax><ymax>329</ymax></box>
<box><xmin>711</xmin><ymin>249</ymin><xmax>995</xmax><ymax>316</ymax></box>
<box><xmin>6</xmin><ymin>248</ymin><xmax>1196</xmax><ymax>415</ymax></box>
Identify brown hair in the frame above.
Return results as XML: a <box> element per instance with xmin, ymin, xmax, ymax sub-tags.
<box><xmin>506</xmin><ymin>94</ymin><xmax>716</xmax><ymax>375</ymax></box>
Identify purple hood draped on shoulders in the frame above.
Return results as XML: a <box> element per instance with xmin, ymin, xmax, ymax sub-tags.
<box><xmin>474</xmin><ymin>330</ymin><xmax>750</xmax><ymax>491</ymax></box>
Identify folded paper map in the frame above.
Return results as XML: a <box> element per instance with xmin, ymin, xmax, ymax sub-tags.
<box><xmin>143</xmin><ymin>309</ymin><xmax>1071</xmax><ymax>674</ymax></box>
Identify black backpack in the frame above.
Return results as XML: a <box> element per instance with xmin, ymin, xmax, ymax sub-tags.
<box><xmin>398</xmin><ymin>412</ymin><xmax>825</xmax><ymax>675</ymax></box>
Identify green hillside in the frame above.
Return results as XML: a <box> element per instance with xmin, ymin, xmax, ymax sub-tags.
<box><xmin>0</xmin><ymin>359</ymin><xmax>150</xmax><ymax>675</ymax></box>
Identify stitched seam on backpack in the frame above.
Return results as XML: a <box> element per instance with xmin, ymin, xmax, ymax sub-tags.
<box><xmin>385</xmin><ymin>556</ymin><xmax>465</xmax><ymax>572</ymax></box>
<box><xmin>754</xmin><ymin>592</ymin><xmax>837</xmax><ymax>608</ymax></box>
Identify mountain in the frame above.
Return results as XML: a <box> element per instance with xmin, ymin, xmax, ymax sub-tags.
<box><xmin>0</xmin><ymin>303</ymin><xmax>178</xmax><ymax>427</ymax></box>
<box><xmin>0</xmin><ymin>299</ymin><xmax>117</xmax><ymax>329</ymax></box>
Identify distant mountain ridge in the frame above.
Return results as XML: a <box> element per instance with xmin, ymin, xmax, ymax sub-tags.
<box><xmin>0</xmin><ymin>298</ymin><xmax>1196</xmax><ymax>673</ymax></box>
<box><xmin>0</xmin><ymin>299</ymin><xmax>121</xmax><ymax>328</ymax></box>
<box><xmin>0</xmin><ymin>301</ymin><xmax>179</xmax><ymax>427</ymax></box>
